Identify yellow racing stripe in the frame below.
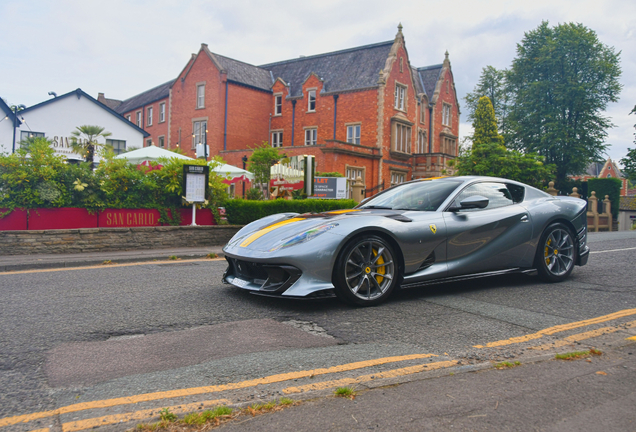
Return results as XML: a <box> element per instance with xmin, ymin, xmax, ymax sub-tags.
<box><xmin>239</xmin><ymin>217</ymin><xmax>306</xmax><ymax>247</ymax></box>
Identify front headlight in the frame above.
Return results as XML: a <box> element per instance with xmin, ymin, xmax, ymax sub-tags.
<box><xmin>268</xmin><ymin>223</ymin><xmax>338</xmax><ymax>252</ymax></box>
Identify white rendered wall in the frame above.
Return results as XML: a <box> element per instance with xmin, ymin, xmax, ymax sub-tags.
<box><xmin>0</xmin><ymin>117</ymin><xmax>15</xmax><ymax>155</ymax></box>
<box><xmin>1</xmin><ymin>94</ymin><xmax>144</xmax><ymax>161</ymax></box>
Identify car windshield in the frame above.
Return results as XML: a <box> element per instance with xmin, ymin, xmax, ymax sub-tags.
<box><xmin>358</xmin><ymin>179</ymin><xmax>463</xmax><ymax>211</ymax></box>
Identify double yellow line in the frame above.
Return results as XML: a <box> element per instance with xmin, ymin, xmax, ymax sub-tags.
<box><xmin>2</xmin><ymin>308</ymin><xmax>636</xmax><ymax>432</ymax></box>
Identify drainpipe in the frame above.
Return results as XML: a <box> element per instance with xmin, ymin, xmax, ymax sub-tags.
<box><xmin>332</xmin><ymin>95</ymin><xmax>339</xmax><ymax>140</ymax></box>
<box><xmin>428</xmin><ymin>106</ymin><xmax>433</xmax><ymax>153</ymax></box>
<box><xmin>291</xmin><ymin>100</ymin><xmax>296</xmax><ymax>146</ymax></box>
<box><xmin>224</xmin><ymin>81</ymin><xmax>229</xmax><ymax>151</ymax></box>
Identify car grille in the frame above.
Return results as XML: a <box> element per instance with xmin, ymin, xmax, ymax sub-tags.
<box><xmin>225</xmin><ymin>257</ymin><xmax>301</xmax><ymax>293</ymax></box>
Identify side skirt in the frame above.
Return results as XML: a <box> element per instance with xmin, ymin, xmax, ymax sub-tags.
<box><xmin>400</xmin><ymin>268</ymin><xmax>534</xmax><ymax>290</ymax></box>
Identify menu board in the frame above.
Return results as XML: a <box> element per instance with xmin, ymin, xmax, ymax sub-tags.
<box><xmin>185</xmin><ymin>173</ymin><xmax>206</xmax><ymax>202</ymax></box>
<box><xmin>182</xmin><ymin>165</ymin><xmax>209</xmax><ymax>203</ymax></box>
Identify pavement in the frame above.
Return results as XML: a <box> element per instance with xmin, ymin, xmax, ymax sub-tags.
<box><xmin>0</xmin><ymin>246</ymin><xmax>226</xmax><ymax>272</ymax></box>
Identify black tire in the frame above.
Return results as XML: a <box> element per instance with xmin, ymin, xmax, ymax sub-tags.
<box><xmin>333</xmin><ymin>235</ymin><xmax>399</xmax><ymax>306</ymax></box>
<box><xmin>535</xmin><ymin>222</ymin><xmax>576</xmax><ymax>282</ymax></box>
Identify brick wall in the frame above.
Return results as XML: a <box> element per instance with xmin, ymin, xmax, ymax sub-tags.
<box><xmin>121</xmin><ymin>97</ymin><xmax>170</xmax><ymax>149</ymax></box>
<box><xmin>0</xmin><ymin>225</ymin><xmax>241</xmax><ymax>255</ymax></box>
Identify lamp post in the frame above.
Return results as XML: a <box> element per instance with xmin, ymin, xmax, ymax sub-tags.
<box><xmin>242</xmin><ymin>155</ymin><xmax>248</xmax><ymax>197</ymax></box>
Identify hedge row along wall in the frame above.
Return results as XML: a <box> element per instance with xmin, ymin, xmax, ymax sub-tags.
<box><xmin>0</xmin><ymin>208</ymin><xmax>215</xmax><ymax>231</ymax></box>
<box><xmin>224</xmin><ymin>199</ymin><xmax>357</xmax><ymax>225</ymax></box>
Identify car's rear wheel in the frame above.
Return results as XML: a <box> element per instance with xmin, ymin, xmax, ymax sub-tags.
<box><xmin>536</xmin><ymin>222</ymin><xmax>575</xmax><ymax>282</ymax></box>
<box><xmin>333</xmin><ymin>235</ymin><xmax>398</xmax><ymax>306</ymax></box>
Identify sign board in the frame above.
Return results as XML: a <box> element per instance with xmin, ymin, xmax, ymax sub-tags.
<box><xmin>313</xmin><ymin>177</ymin><xmax>347</xmax><ymax>199</ymax></box>
<box><xmin>182</xmin><ymin>165</ymin><xmax>209</xmax><ymax>203</ymax></box>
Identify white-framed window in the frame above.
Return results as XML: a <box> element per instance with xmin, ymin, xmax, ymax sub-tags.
<box><xmin>159</xmin><ymin>103</ymin><xmax>165</xmax><ymax>123</ymax></box>
<box><xmin>271</xmin><ymin>131</ymin><xmax>283</xmax><ymax>148</ymax></box>
<box><xmin>346</xmin><ymin>124</ymin><xmax>361</xmax><ymax>144</ymax></box>
<box><xmin>307</xmin><ymin>90</ymin><xmax>316</xmax><ymax>112</ymax></box>
<box><xmin>158</xmin><ymin>136</ymin><xmax>165</xmax><ymax>148</ymax></box>
<box><xmin>147</xmin><ymin>106</ymin><xmax>153</xmax><ymax>126</ymax></box>
<box><xmin>274</xmin><ymin>95</ymin><xmax>282</xmax><ymax>116</ymax></box>
<box><xmin>346</xmin><ymin>166</ymin><xmax>365</xmax><ymax>183</ymax></box>
<box><xmin>20</xmin><ymin>131</ymin><xmax>45</xmax><ymax>141</ymax></box>
<box><xmin>305</xmin><ymin>128</ymin><xmax>317</xmax><ymax>146</ymax></box>
<box><xmin>136</xmin><ymin>111</ymin><xmax>142</xmax><ymax>127</ymax></box>
<box><xmin>393</xmin><ymin>123</ymin><xmax>411</xmax><ymax>153</ymax></box>
<box><xmin>417</xmin><ymin>130</ymin><xmax>427</xmax><ymax>154</ymax></box>
<box><xmin>442</xmin><ymin>104</ymin><xmax>452</xmax><ymax>126</ymax></box>
<box><xmin>394</xmin><ymin>83</ymin><xmax>406</xmax><ymax>111</ymax></box>
<box><xmin>106</xmin><ymin>139</ymin><xmax>126</xmax><ymax>155</ymax></box>
<box><xmin>126</xmin><ymin>114</ymin><xmax>131</xmax><ymax>122</ymax></box>
<box><xmin>192</xmin><ymin>120</ymin><xmax>207</xmax><ymax>149</ymax></box>
<box><xmin>146</xmin><ymin>138</ymin><xmax>152</xmax><ymax>147</ymax></box>
<box><xmin>197</xmin><ymin>84</ymin><xmax>205</xmax><ymax>108</ymax></box>
<box><xmin>443</xmin><ymin>137</ymin><xmax>457</xmax><ymax>156</ymax></box>
<box><xmin>391</xmin><ymin>171</ymin><xmax>406</xmax><ymax>186</ymax></box>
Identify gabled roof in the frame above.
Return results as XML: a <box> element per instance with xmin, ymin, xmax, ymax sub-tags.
<box><xmin>101</xmin><ymin>97</ymin><xmax>123</xmax><ymax>111</ymax></box>
<box><xmin>413</xmin><ymin>64</ymin><xmax>443</xmax><ymax>98</ymax></box>
<box><xmin>214</xmin><ymin>53</ymin><xmax>273</xmax><ymax>91</ymax></box>
<box><xmin>21</xmin><ymin>88</ymin><xmax>149</xmax><ymax>137</ymax></box>
<box><xmin>259</xmin><ymin>41</ymin><xmax>394</xmax><ymax>97</ymax></box>
<box><xmin>0</xmin><ymin>97</ymin><xmax>19</xmax><ymax>125</ymax></box>
<box><xmin>115</xmin><ymin>80</ymin><xmax>174</xmax><ymax>114</ymax></box>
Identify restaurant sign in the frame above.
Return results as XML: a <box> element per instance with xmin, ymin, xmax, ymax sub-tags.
<box><xmin>99</xmin><ymin>209</ymin><xmax>161</xmax><ymax>227</ymax></box>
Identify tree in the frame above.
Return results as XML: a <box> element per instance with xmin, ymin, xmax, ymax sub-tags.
<box><xmin>70</xmin><ymin>125</ymin><xmax>112</xmax><ymax>169</ymax></box>
<box><xmin>248</xmin><ymin>142</ymin><xmax>286</xmax><ymax>197</ymax></box>
<box><xmin>620</xmin><ymin>105</ymin><xmax>636</xmax><ymax>182</ymax></box>
<box><xmin>452</xmin><ymin>96</ymin><xmax>555</xmax><ymax>188</ymax></box>
<box><xmin>463</xmin><ymin>66</ymin><xmax>513</xmax><ymax>142</ymax></box>
<box><xmin>472</xmin><ymin>97</ymin><xmax>504</xmax><ymax>147</ymax></box>
<box><xmin>507</xmin><ymin>21</ymin><xmax>622</xmax><ymax>186</ymax></box>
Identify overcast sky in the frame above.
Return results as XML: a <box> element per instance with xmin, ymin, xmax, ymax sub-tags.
<box><xmin>1</xmin><ymin>0</ymin><xmax>634</xmax><ymax>164</ymax></box>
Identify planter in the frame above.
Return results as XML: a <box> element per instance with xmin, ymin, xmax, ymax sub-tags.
<box><xmin>99</xmin><ymin>209</ymin><xmax>162</xmax><ymax>228</ymax></box>
<box><xmin>28</xmin><ymin>208</ymin><xmax>97</xmax><ymax>230</ymax></box>
<box><xmin>0</xmin><ymin>208</ymin><xmax>28</xmax><ymax>231</ymax></box>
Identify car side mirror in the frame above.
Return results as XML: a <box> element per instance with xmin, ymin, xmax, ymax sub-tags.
<box><xmin>449</xmin><ymin>195</ymin><xmax>489</xmax><ymax>211</ymax></box>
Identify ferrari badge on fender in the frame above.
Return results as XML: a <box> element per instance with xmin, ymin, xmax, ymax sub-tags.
<box><xmin>429</xmin><ymin>224</ymin><xmax>437</xmax><ymax>234</ymax></box>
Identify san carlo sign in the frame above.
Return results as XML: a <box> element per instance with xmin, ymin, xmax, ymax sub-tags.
<box><xmin>50</xmin><ymin>136</ymin><xmax>87</xmax><ymax>156</ymax></box>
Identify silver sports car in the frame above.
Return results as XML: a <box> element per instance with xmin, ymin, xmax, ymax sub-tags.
<box><xmin>223</xmin><ymin>176</ymin><xmax>589</xmax><ymax>306</ymax></box>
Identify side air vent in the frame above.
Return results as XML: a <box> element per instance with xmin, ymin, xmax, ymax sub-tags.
<box><xmin>418</xmin><ymin>251</ymin><xmax>435</xmax><ymax>270</ymax></box>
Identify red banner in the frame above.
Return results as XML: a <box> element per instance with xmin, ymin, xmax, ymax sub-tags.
<box><xmin>178</xmin><ymin>208</ymin><xmax>215</xmax><ymax>226</ymax></box>
<box><xmin>29</xmin><ymin>208</ymin><xmax>97</xmax><ymax>230</ymax></box>
<box><xmin>0</xmin><ymin>208</ymin><xmax>28</xmax><ymax>231</ymax></box>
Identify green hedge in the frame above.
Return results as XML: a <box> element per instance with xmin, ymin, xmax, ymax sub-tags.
<box><xmin>587</xmin><ymin>178</ymin><xmax>621</xmax><ymax>219</ymax></box>
<box><xmin>224</xmin><ymin>199</ymin><xmax>357</xmax><ymax>225</ymax></box>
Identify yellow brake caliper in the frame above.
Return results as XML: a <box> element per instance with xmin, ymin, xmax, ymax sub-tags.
<box><xmin>373</xmin><ymin>249</ymin><xmax>385</xmax><ymax>284</ymax></box>
<box><xmin>545</xmin><ymin>238</ymin><xmax>551</xmax><ymax>265</ymax></box>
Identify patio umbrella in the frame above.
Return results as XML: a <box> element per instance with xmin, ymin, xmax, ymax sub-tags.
<box><xmin>212</xmin><ymin>162</ymin><xmax>254</xmax><ymax>183</ymax></box>
<box><xmin>114</xmin><ymin>146</ymin><xmax>193</xmax><ymax>164</ymax></box>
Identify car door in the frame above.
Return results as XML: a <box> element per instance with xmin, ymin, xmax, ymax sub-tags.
<box><xmin>443</xmin><ymin>181</ymin><xmax>533</xmax><ymax>277</ymax></box>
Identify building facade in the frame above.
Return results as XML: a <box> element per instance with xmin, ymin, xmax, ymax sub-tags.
<box><xmin>101</xmin><ymin>26</ymin><xmax>460</xmax><ymax>195</ymax></box>
<box><xmin>1</xmin><ymin>89</ymin><xmax>148</xmax><ymax>159</ymax></box>
<box><xmin>571</xmin><ymin>158</ymin><xmax>630</xmax><ymax>196</ymax></box>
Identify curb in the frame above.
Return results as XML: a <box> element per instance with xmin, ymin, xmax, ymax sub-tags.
<box><xmin>0</xmin><ymin>252</ymin><xmax>226</xmax><ymax>273</ymax></box>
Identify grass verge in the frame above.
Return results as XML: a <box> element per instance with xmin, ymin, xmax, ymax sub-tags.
<box><xmin>494</xmin><ymin>361</ymin><xmax>521</xmax><ymax>369</ymax></box>
<box><xmin>334</xmin><ymin>386</ymin><xmax>357</xmax><ymax>399</ymax></box>
<box><xmin>133</xmin><ymin>398</ymin><xmax>298</xmax><ymax>431</ymax></box>
<box><xmin>555</xmin><ymin>348</ymin><xmax>602</xmax><ymax>361</ymax></box>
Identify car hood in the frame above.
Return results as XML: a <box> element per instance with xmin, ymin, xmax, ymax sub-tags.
<box><xmin>224</xmin><ymin>208</ymin><xmax>414</xmax><ymax>253</ymax></box>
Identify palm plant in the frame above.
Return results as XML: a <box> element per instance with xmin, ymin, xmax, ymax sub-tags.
<box><xmin>70</xmin><ymin>125</ymin><xmax>112</xmax><ymax>169</ymax></box>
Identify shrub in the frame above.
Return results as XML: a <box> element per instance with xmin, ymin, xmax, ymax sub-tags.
<box><xmin>224</xmin><ymin>199</ymin><xmax>357</xmax><ymax>225</ymax></box>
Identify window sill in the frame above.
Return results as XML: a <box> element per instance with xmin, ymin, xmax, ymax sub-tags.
<box><xmin>306</xmin><ymin>110</ymin><xmax>316</xmax><ymax>114</ymax></box>
<box><xmin>273</xmin><ymin>113</ymin><xmax>282</xmax><ymax>117</ymax></box>
<box><xmin>389</xmin><ymin>150</ymin><xmax>412</xmax><ymax>160</ymax></box>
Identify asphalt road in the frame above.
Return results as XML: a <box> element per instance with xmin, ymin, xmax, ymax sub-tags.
<box><xmin>0</xmin><ymin>231</ymin><xmax>635</xmax><ymax>431</ymax></box>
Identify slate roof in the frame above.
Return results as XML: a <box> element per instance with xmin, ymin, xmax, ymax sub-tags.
<box><xmin>619</xmin><ymin>196</ymin><xmax>636</xmax><ymax>211</ymax></box>
<box><xmin>259</xmin><ymin>41</ymin><xmax>394</xmax><ymax>97</ymax></box>
<box><xmin>214</xmin><ymin>53</ymin><xmax>273</xmax><ymax>91</ymax></box>
<box><xmin>115</xmin><ymin>80</ymin><xmax>174</xmax><ymax>115</ymax></box>
<box><xmin>101</xmin><ymin>97</ymin><xmax>123</xmax><ymax>111</ymax></box>
<box><xmin>20</xmin><ymin>89</ymin><xmax>149</xmax><ymax>137</ymax></box>
<box><xmin>0</xmin><ymin>97</ymin><xmax>19</xmax><ymax>124</ymax></box>
<box><xmin>414</xmin><ymin>64</ymin><xmax>443</xmax><ymax>98</ymax></box>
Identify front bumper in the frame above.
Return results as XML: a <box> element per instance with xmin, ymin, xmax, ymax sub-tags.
<box><xmin>223</xmin><ymin>256</ymin><xmax>301</xmax><ymax>294</ymax></box>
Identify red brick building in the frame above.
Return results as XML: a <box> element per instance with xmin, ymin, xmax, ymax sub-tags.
<box><xmin>100</xmin><ymin>26</ymin><xmax>460</xmax><ymax>195</ymax></box>
<box><xmin>570</xmin><ymin>158</ymin><xmax>630</xmax><ymax>196</ymax></box>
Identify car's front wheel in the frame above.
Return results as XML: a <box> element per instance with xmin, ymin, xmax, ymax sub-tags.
<box><xmin>333</xmin><ymin>235</ymin><xmax>399</xmax><ymax>306</ymax></box>
<box><xmin>536</xmin><ymin>222</ymin><xmax>575</xmax><ymax>282</ymax></box>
